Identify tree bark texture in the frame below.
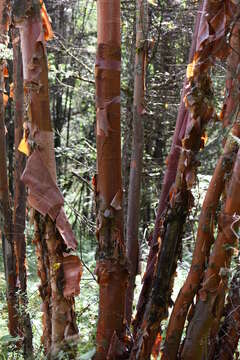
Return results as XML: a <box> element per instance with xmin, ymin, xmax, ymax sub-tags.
<box><xmin>132</xmin><ymin>1</ymin><xmax>202</xmax><ymax>337</ymax></box>
<box><xmin>181</xmin><ymin>144</ymin><xmax>240</xmax><ymax>359</ymax></box>
<box><xmin>209</xmin><ymin>266</ymin><xmax>240</xmax><ymax>360</ymax></box>
<box><xmin>94</xmin><ymin>1</ymin><xmax>129</xmax><ymax>358</ymax></box>
<box><xmin>13</xmin><ymin>0</ymin><xmax>82</xmax><ymax>355</ymax></box>
<box><xmin>125</xmin><ymin>0</ymin><xmax>148</xmax><ymax>325</ymax></box>
<box><xmin>0</xmin><ymin>0</ymin><xmax>19</xmax><ymax>338</ymax></box>
<box><xmin>131</xmin><ymin>0</ymin><xmax>236</xmax><ymax>358</ymax></box>
<box><xmin>12</xmin><ymin>26</ymin><xmax>33</xmax><ymax>357</ymax></box>
<box><xmin>163</xmin><ymin>14</ymin><xmax>240</xmax><ymax>359</ymax></box>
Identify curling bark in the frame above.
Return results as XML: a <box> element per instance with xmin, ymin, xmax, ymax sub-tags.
<box><xmin>94</xmin><ymin>0</ymin><xmax>128</xmax><ymax>358</ymax></box>
<box><xmin>163</xmin><ymin>15</ymin><xmax>240</xmax><ymax>359</ymax></box>
<box><xmin>13</xmin><ymin>0</ymin><xmax>82</xmax><ymax>355</ymax></box>
<box><xmin>132</xmin><ymin>1</ymin><xmax>202</xmax><ymax>336</ymax></box>
<box><xmin>131</xmin><ymin>0</ymin><xmax>236</xmax><ymax>357</ymax></box>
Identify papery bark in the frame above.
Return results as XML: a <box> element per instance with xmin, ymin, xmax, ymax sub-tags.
<box><xmin>209</xmin><ymin>266</ymin><xmax>240</xmax><ymax>360</ymax></box>
<box><xmin>163</xmin><ymin>16</ymin><xmax>240</xmax><ymax>360</ymax></box>
<box><xmin>132</xmin><ymin>1</ymin><xmax>202</xmax><ymax>336</ymax></box>
<box><xmin>131</xmin><ymin>0</ymin><xmax>236</xmax><ymax>357</ymax></box>
<box><xmin>94</xmin><ymin>1</ymin><xmax>129</xmax><ymax>358</ymax></box>
<box><xmin>181</xmin><ymin>145</ymin><xmax>240</xmax><ymax>360</ymax></box>
<box><xmin>125</xmin><ymin>0</ymin><xmax>148</xmax><ymax>325</ymax></box>
<box><xmin>12</xmin><ymin>26</ymin><xmax>33</xmax><ymax>357</ymax></box>
<box><xmin>13</xmin><ymin>0</ymin><xmax>82</xmax><ymax>355</ymax></box>
<box><xmin>0</xmin><ymin>0</ymin><xmax>19</xmax><ymax>338</ymax></box>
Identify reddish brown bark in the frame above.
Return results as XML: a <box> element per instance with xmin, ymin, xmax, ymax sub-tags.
<box><xmin>12</xmin><ymin>26</ymin><xmax>33</xmax><ymax>357</ymax></box>
<box><xmin>181</xmin><ymin>145</ymin><xmax>240</xmax><ymax>359</ymax></box>
<box><xmin>13</xmin><ymin>1</ymin><xmax>82</xmax><ymax>355</ymax></box>
<box><xmin>209</xmin><ymin>266</ymin><xmax>240</xmax><ymax>360</ymax></box>
<box><xmin>162</xmin><ymin>126</ymin><xmax>240</xmax><ymax>360</ymax></box>
<box><xmin>0</xmin><ymin>0</ymin><xmax>19</xmax><ymax>338</ymax></box>
<box><xmin>94</xmin><ymin>1</ymin><xmax>129</xmax><ymax>358</ymax></box>
<box><xmin>131</xmin><ymin>1</ymin><xmax>236</xmax><ymax>358</ymax></box>
<box><xmin>132</xmin><ymin>2</ymin><xmax>202</xmax><ymax>336</ymax></box>
<box><xmin>163</xmin><ymin>16</ymin><xmax>240</xmax><ymax>359</ymax></box>
<box><xmin>126</xmin><ymin>0</ymin><xmax>148</xmax><ymax>325</ymax></box>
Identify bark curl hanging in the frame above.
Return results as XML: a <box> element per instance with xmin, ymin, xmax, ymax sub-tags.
<box><xmin>13</xmin><ymin>0</ymin><xmax>82</xmax><ymax>355</ymax></box>
<box><xmin>131</xmin><ymin>0</ymin><xmax>236</xmax><ymax>358</ymax></box>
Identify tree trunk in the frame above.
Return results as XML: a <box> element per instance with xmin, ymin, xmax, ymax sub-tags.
<box><xmin>132</xmin><ymin>1</ymin><xmax>202</xmax><ymax>337</ymax></box>
<box><xmin>13</xmin><ymin>1</ymin><xmax>82</xmax><ymax>356</ymax></box>
<box><xmin>131</xmin><ymin>0</ymin><xmax>236</xmax><ymax>357</ymax></box>
<box><xmin>181</xmin><ymin>144</ymin><xmax>240</xmax><ymax>359</ymax></box>
<box><xmin>125</xmin><ymin>0</ymin><xmax>148</xmax><ymax>325</ymax></box>
<box><xmin>12</xmin><ymin>26</ymin><xmax>33</xmax><ymax>358</ymax></box>
<box><xmin>163</xmin><ymin>15</ymin><xmax>240</xmax><ymax>359</ymax></box>
<box><xmin>209</xmin><ymin>265</ymin><xmax>240</xmax><ymax>360</ymax></box>
<box><xmin>94</xmin><ymin>1</ymin><xmax>129</xmax><ymax>358</ymax></box>
<box><xmin>0</xmin><ymin>0</ymin><xmax>19</xmax><ymax>338</ymax></box>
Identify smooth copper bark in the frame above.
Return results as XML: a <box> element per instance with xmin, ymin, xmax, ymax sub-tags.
<box><xmin>94</xmin><ymin>1</ymin><xmax>128</xmax><ymax>358</ymax></box>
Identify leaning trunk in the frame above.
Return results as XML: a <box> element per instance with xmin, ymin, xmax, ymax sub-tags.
<box><xmin>132</xmin><ymin>1</ymin><xmax>202</xmax><ymax>336</ymax></box>
<box><xmin>131</xmin><ymin>0</ymin><xmax>236</xmax><ymax>357</ymax></box>
<box><xmin>163</xmin><ymin>15</ymin><xmax>240</xmax><ymax>359</ymax></box>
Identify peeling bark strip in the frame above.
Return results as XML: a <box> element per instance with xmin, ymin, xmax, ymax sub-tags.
<box><xmin>12</xmin><ymin>27</ymin><xmax>33</xmax><ymax>357</ymax></box>
<box><xmin>163</xmin><ymin>127</ymin><xmax>239</xmax><ymax>360</ymax></box>
<box><xmin>0</xmin><ymin>0</ymin><xmax>19</xmax><ymax>338</ymax></box>
<box><xmin>94</xmin><ymin>1</ymin><xmax>129</xmax><ymax>359</ymax></box>
<box><xmin>163</xmin><ymin>16</ymin><xmax>240</xmax><ymax>360</ymax></box>
<box><xmin>13</xmin><ymin>0</ymin><xmax>82</xmax><ymax>354</ymax></box>
<box><xmin>181</xmin><ymin>146</ymin><xmax>240</xmax><ymax>360</ymax></box>
<box><xmin>132</xmin><ymin>2</ymin><xmax>202</xmax><ymax>338</ymax></box>
<box><xmin>125</xmin><ymin>0</ymin><xmax>148</xmax><ymax>325</ymax></box>
<box><xmin>131</xmin><ymin>1</ymin><xmax>236</xmax><ymax>358</ymax></box>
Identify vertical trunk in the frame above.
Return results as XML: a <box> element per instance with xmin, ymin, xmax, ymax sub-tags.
<box><xmin>13</xmin><ymin>1</ymin><xmax>82</xmax><ymax>355</ymax></box>
<box><xmin>131</xmin><ymin>0</ymin><xmax>236</xmax><ymax>357</ymax></box>
<box><xmin>125</xmin><ymin>0</ymin><xmax>148</xmax><ymax>325</ymax></box>
<box><xmin>163</xmin><ymin>16</ymin><xmax>240</xmax><ymax>359</ymax></box>
<box><xmin>94</xmin><ymin>1</ymin><xmax>129</xmax><ymax>358</ymax></box>
<box><xmin>132</xmin><ymin>2</ymin><xmax>202</xmax><ymax>336</ymax></box>
<box><xmin>12</xmin><ymin>27</ymin><xmax>33</xmax><ymax>357</ymax></box>
<box><xmin>0</xmin><ymin>0</ymin><xmax>19</xmax><ymax>338</ymax></box>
